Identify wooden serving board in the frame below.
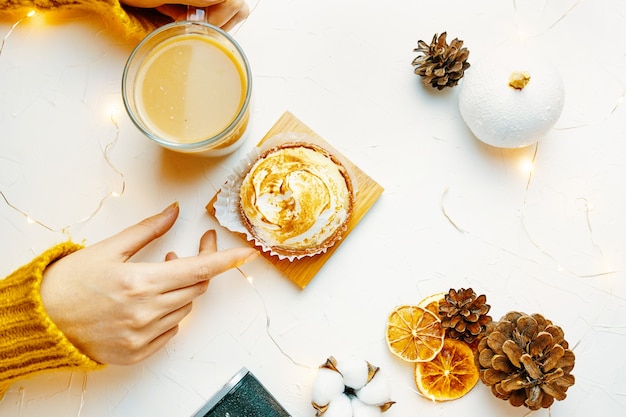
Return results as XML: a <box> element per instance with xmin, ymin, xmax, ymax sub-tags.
<box><xmin>206</xmin><ymin>111</ymin><xmax>384</xmax><ymax>289</ymax></box>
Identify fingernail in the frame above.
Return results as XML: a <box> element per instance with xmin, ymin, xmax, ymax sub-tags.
<box><xmin>243</xmin><ymin>249</ymin><xmax>260</xmax><ymax>264</ymax></box>
<box><xmin>164</xmin><ymin>201</ymin><xmax>179</xmax><ymax>213</ymax></box>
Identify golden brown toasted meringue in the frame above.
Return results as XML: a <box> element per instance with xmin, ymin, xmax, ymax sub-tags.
<box><xmin>239</xmin><ymin>142</ymin><xmax>354</xmax><ymax>257</ymax></box>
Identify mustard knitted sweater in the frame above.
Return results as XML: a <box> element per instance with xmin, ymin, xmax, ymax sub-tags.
<box><xmin>0</xmin><ymin>0</ymin><xmax>173</xmax><ymax>42</ymax></box>
<box><xmin>0</xmin><ymin>243</ymin><xmax>103</xmax><ymax>398</ymax></box>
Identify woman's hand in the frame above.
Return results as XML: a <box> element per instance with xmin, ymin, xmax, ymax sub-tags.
<box><xmin>40</xmin><ymin>202</ymin><xmax>258</xmax><ymax>365</ymax></box>
<box><xmin>121</xmin><ymin>0</ymin><xmax>250</xmax><ymax>31</ymax></box>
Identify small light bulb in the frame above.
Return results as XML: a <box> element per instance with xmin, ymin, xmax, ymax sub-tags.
<box><xmin>27</xmin><ymin>10</ymin><xmax>36</xmax><ymax>17</ymax></box>
<box><xmin>108</xmin><ymin>105</ymin><xmax>121</xmax><ymax>118</ymax></box>
<box><xmin>520</xmin><ymin>159</ymin><xmax>534</xmax><ymax>174</ymax></box>
<box><xmin>246</xmin><ymin>275</ymin><xmax>254</xmax><ymax>285</ymax></box>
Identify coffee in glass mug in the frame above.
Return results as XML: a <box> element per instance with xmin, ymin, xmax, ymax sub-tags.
<box><xmin>122</xmin><ymin>22</ymin><xmax>252</xmax><ymax>156</ymax></box>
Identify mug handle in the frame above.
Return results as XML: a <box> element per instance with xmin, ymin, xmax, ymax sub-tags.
<box><xmin>186</xmin><ymin>6</ymin><xmax>210</xmax><ymax>22</ymax></box>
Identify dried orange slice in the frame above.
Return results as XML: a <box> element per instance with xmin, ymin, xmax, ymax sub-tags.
<box><xmin>417</xmin><ymin>292</ymin><xmax>446</xmax><ymax>316</ymax></box>
<box><xmin>386</xmin><ymin>305</ymin><xmax>444</xmax><ymax>362</ymax></box>
<box><xmin>414</xmin><ymin>338</ymin><xmax>479</xmax><ymax>401</ymax></box>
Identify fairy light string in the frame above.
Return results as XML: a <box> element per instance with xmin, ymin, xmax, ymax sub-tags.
<box><xmin>235</xmin><ymin>266</ymin><xmax>313</xmax><ymax>370</ymax></box>
<box><xmin>0</xmin><ymin>10</ymin><xmax>35</xmax><ymax>57</ymax></box>
<box><xmin>0</xmin><ymin>10</ymin><xmax>126</xmax><ymax>233</ymax></box>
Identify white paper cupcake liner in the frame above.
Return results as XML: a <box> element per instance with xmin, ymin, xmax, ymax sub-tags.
<box><xmin>214</xmin><ymin>132</ymin><xmax>358</xmax><ymax>261</ymax></box>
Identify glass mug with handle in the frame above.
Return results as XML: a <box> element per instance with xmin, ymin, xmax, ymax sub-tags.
<box><xmin>122</xmin><ymin>7</ymin><xmax>252</xmax><ymax>156</ymax></box>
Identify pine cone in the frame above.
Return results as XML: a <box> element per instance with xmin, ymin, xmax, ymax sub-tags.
<box><xmin>477</xmin><ymin>312</ymin><xmax>576</xmax><ymax>410</ymax></box>
<box><xmin>412</xmin><ymin>32</ymin><xmax>470</xmax><ymax>90</ymax></box>
<box><xmin>438</xmin><ymin>288</ymin><xmax>492</xmax><ymax>344</ymax></box>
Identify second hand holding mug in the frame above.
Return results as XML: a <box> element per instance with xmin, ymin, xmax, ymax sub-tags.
<box><xmin>122</xmin><ymin>7</ymin><xmax>252</xmax><ymax>156</ymax></box>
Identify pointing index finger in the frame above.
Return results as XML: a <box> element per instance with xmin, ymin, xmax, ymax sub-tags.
<box><xmin>155</xmin><ymin>246</ymin><xmax>259</xmax><ymax>293</ymax></box>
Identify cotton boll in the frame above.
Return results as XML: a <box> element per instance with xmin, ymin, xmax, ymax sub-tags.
<box><xmin>312</xmin><ymin>368</ymin><xmax>345</xmax><ymax>407</ymax></box>
<box><xmin>333</xmin><ymin>355</ymin><xmax>370</xmax><ymax>390</ymax></box>
<box><xmin>324</xmin><ymin>393</ymin><xmax>353</xmax><ymax>417</ymax></box>
<box><xmin>351</xmin><ymin>397</ymin><xmax>382</xmax><ymax>417</ymax></box>
<box><xmin>311</xmin><ymin>357</ymin><xmax>394</xmax><ymax>416</ymax></box>
<box><xmin>356</xmin><ymin>371</ymin><xmax>391</xmax><ymax>406</ymax></box>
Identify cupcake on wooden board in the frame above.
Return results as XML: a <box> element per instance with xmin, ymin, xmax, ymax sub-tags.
<box><xmin>214</xmin><ymin>134</ymin><xmax>356</xmax><ymax>260</ymax></box>
<box><xmin>239</xmin><ymin>141</ymin><xmax>354</xmax><ymax>257</ymax></box>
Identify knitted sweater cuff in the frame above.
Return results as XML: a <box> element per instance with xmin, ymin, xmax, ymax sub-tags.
<box><xmin>0</xmin><ymin>0</ymin><xmax>173</xmax><ymax>43</ymax></box>
<box><xmin>0</xmin><ymin>242</ymin><xmax>103</xmax><ymax>397</ymax></box>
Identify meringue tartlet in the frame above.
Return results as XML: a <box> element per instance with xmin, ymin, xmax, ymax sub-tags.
<box><xmin>239</xmin><ymin>142</ymin><xmax>354</xmax><ymax>257</ymax></box>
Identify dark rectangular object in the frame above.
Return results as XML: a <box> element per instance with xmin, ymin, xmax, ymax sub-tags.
<box><xmin>191</xmin><ymin>368</ymin><xmax>291</xmax><ymax>417</ymax></box>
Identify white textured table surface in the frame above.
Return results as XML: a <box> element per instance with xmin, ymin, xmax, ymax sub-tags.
<box><xmin>1</xmin><ymin>0</ymin><xmax>625</xmax><ymax>416</ymax></box>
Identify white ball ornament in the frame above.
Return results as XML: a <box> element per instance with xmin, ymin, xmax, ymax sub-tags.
<box><xmin>458</xmin><ymin>48</ymin><xmax>565</xmax><ymax>148</ymax></box>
